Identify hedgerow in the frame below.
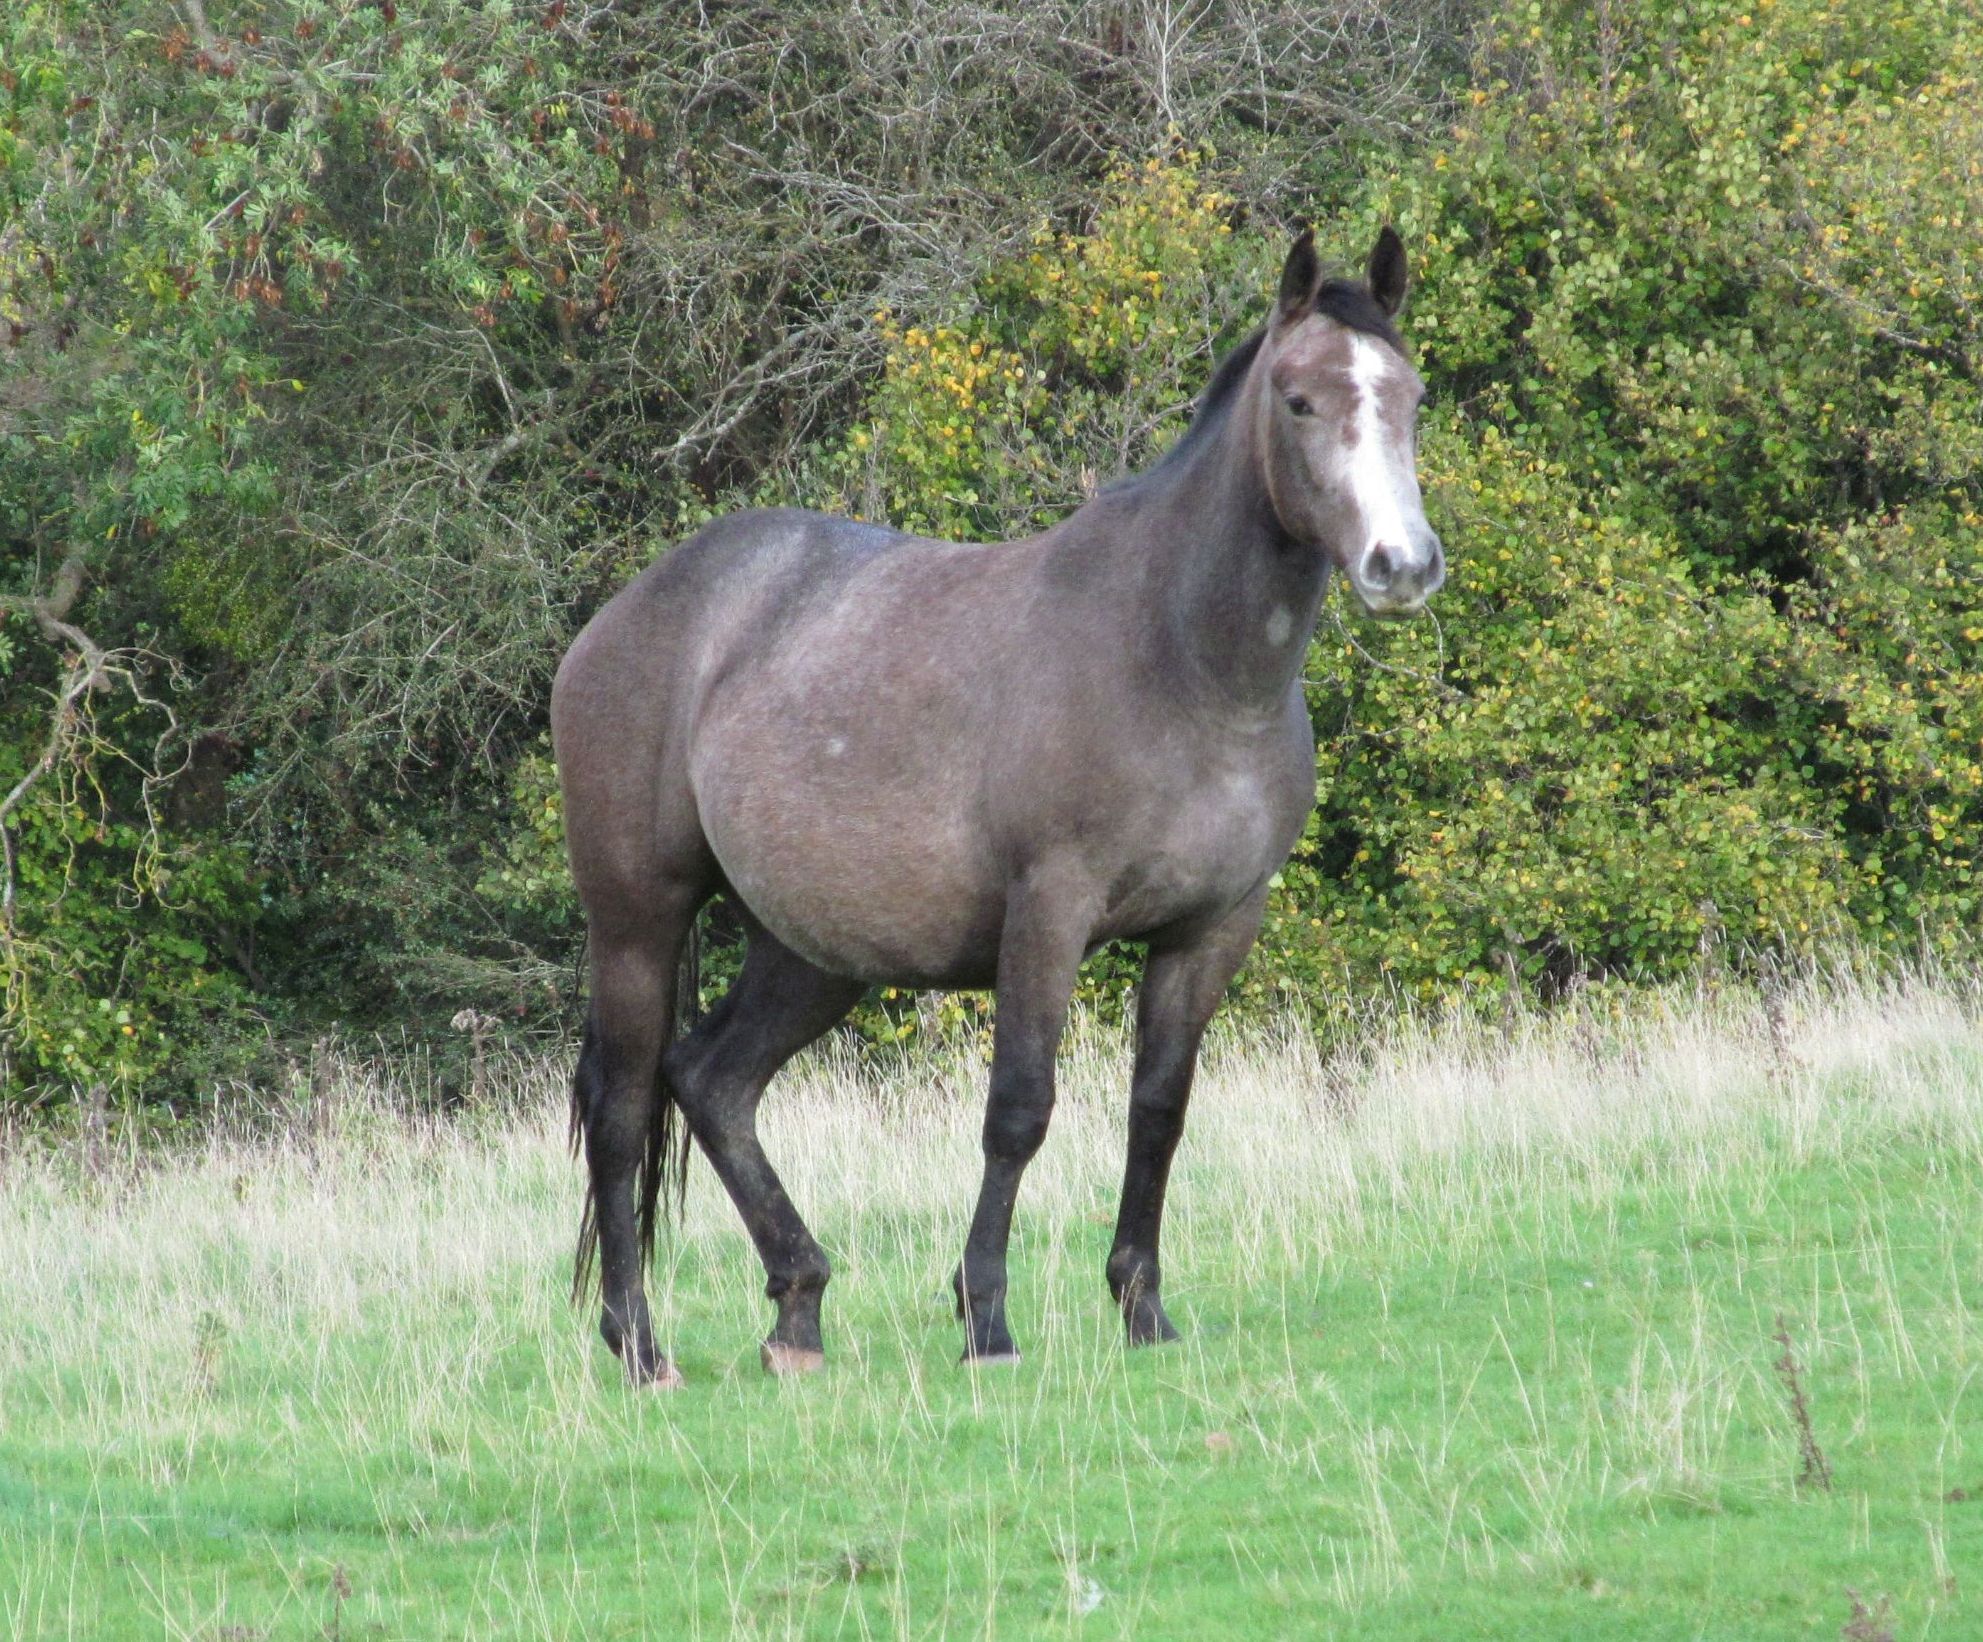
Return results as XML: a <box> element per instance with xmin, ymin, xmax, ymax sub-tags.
<box><xmin>4</xmin><ymin>0</ymin><xmax>1979</xmax><ymax>1093</ymax></box>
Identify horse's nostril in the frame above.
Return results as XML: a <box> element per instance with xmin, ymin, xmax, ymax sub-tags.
<box><xmin>1365</xmin><ymin>545</ymin><xmax>1395</xmax><ymax>589</ymax></box>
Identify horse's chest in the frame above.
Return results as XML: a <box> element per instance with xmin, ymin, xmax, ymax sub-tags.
<box><xmin>1100</xmin><ymin>765</ymin><xmax>1297</xmax><ymax>938</ymax></box>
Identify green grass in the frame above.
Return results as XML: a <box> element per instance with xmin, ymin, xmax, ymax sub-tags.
<box><xmin>3</xmin><ymin>970</ymin><xmax>1981</xmax><ymax>1639</ymax></box>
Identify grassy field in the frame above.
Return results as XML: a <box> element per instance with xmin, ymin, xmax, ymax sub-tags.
<box><xmin>2</xmin><ymin>969</ymin><xmax>1979</xmax><ymax>1640</ymax></box>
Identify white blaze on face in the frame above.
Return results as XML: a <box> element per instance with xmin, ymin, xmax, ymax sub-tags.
<box><xmin>1343</xmin><ymin>333</ymin><xmax>1423</xmax><ymax>567</ymax></box>
<box><xmin>1332</xmin><ymin>333</ymin><xmax>1443</xmax><ymax>614</ymax></box>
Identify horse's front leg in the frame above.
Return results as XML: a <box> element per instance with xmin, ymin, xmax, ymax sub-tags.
<box><xmin>1107</xmin><ymin>889</ymin><xmax>1268</xmax><ymax>1346</ymax></box>
<box><xmin>953</xmin><ymin>868</ymin><xmax>1097</xmax><ymax>1363</ymax></box>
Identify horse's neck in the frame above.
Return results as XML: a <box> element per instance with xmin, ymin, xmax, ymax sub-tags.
<box><xmin>1133</xmin><ymin>419</ymin><xmax>1330</xmax><ymax>717</ymax></box>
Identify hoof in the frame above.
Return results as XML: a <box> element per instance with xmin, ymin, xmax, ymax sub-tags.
<box><xmin>631</xmin><ymin>1359</ymin><xmax>686</xmax><ymax>1391</ymax></box>
<box><xmin>761</xmin><ymin>1341</ymin><xmax>826</xmax><ymax>1378</ymax></box>
<box><xmin>962</xmin><ymin>1349</ymin><xmax>1022</xmax><ymax>1367</ymax></box>
<box><xmin>1123</xmin><ymin>1295</ymin><xmax>1182</xmax><ymax>1348</ymax></box>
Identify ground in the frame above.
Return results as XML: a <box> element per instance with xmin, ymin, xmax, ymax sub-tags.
<box><xmin>2</xmin><ymin>969</ymin><xmax>1978</xmax><ymax>1639</ymax></box>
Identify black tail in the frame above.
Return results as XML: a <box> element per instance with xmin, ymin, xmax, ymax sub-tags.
<box><xmin>568</xmin><ymin>920</ymin><xmax>701</xmax><ymax>1301</ymax></box>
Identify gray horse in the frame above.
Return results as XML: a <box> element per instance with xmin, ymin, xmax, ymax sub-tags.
<box><xmin>553</xmin><ymin>228</ymin><xmax>1443</xmax><ymax>1386</ymax></box>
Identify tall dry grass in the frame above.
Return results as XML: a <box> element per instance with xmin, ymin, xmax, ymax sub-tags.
<box><xmin>5</xmin><ymin>960</ymin><xmax>1978</xmax><ymax>1399</ymax></box>
<box><xmin>2</xmin><ymin>961</ymin><xmax>1980</xmax><ymax>1638</ymax></box>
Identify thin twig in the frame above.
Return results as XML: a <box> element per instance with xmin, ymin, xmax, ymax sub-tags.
<box><xmin>1326</xmin><ymin>598</ymin><xmax>1466</xmax><ymax>702</ymax></box>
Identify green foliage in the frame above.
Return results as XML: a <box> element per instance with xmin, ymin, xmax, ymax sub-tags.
<box><xmin>6</xmin><ymin>0</ymin><xmax>1981</xmax><ymax>1091</ymax></box>
<box><xmin>2</xmin><ymin>1</ymin><xmax>730</xmax><ymax>1087</ymax></box>
<box><xmin>7</xmin><ymin>1</ymin><xmax>1462</xmax><ymax>1096</ymax></box>
<box><xmin>1276</xmin><ymin>431</ymin><xmax>1854</xmax><ymax>998</ymax></box>
<box><xmin>0</xmin><ymin>689</ymin><xmax>254</xmax><ymax>1092</ymax></box>
<box><xmin>1288</xmin><ymin>0</ymin><xmax>1983</xmax><ymax>996</ymax></box>
<box><xmin>473</xmin><ymin>746</ymin><xmax>572</xmax><ymax>933</ymax></box>
<box><xmin>816</xmin><ymin>155</ymin><xmax>1253</xmax><ymax>542</ymax></box>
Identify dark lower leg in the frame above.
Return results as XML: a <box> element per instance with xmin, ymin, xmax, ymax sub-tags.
<box><xmin>686</xmin><ymin>1113</ymin><xmax>835</xmax><ymax>1356</ymax></box>
<box><xmin>955</xmin><ymin>1084</ymin><xmax>1054</xmax><ymax>1360</ymax></box>
<box><xmin>667</xmin><ymin>929</ymin><xmax>863</xmax><ymax>1367</ymax></box>
<box><xmin>1107</xmin><ymin>1065</ymin><xmax>1193</xmax><ymax>1345</ymax></box>
<box><xmin>590</xmin><ymin>1114</ymin><xmax>665</xmax><ymax>1374</ymax></box>
<box><xmin>583</xmin><ymin>931</ymin><xmax>685</xmax><ymax>1385</ymax></box>
<box><xmin>955</xmin><ymin>873</ymin><xmax>1093</xmax><ymax>1362</ymax></box>
<box><xmin>1108</xmin><ymin>900</ymin><xmax>1266</xmax><ymax>1347</ymax></box>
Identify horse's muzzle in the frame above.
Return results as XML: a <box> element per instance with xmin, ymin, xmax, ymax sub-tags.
<box><xmin>1352</xmin><ymin>531</ymin><xmax>1445</xmax><ymax>617</ymax></box>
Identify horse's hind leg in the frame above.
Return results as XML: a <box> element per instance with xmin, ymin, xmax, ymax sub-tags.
<box><xmin>665</xmin><ymin>924</ymin><xmax>864</xmax><ymax>1375</ymax></box>
<box><xmin>577</xmin><ymin>892</ymin><xmax>699</xmax><ymax>1388</ymax></box>
<box><xmin>1107</xmin><ymin>890</ymin><xmax>1267</xmax><ymax>1347</ymax></box>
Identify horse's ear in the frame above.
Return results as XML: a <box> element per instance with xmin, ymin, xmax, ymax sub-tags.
<box><xmin>1367</xmin><ymin>225</ymin><xmax>1408</xmax><ymax>317</ymax></box>
<box><xmin>1277</xmin><ymin>228</ymin><xmax>1321</xmax><ymax>324</ymax></box>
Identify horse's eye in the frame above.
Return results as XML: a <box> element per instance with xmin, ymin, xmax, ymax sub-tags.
<box><xmin>1285</xmin><ymin>394</ymin><xmax>1313</xmax><ymax>417</ymax></box>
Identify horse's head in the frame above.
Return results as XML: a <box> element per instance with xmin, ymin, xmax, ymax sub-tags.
<box><xmin>1255</xmin><ymin>227</ymin><xmax>1443</xmax><ymax>618</ymax></box>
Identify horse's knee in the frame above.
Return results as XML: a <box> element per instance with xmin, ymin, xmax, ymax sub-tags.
<box><xmin>1127</xmin><ymin>1089</ymin><xmax>1190</xmax><ymax>1150</ymax></box>
<box><xmin>984</xmin><ymin>1074</ymin><xmax>1054</xmax><ymax>1163</ymax></box>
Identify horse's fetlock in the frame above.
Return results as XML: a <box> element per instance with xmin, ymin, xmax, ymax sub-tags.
<box><xmin>955</xmin><ymin>1259</ymin><xmax>1006</xmax><ymax>1312</ymax></box>
<box><xmin>766</xmin><ymin>1255</ymin><xmax>830</xmax><ymax>1302</ymax></box>
<box><xmin>1107</xmin><ymin>1246</ymin><xmax>1156</xmax><ymax>1301</ymax></box>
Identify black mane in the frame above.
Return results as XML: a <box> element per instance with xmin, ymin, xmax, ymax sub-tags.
<box><xmin>1127</xmin><ymin>279</ymin><xmax>1404</xmax><ymax>486</ymax></box>
<box><xmin>1151</xmin><ymin>327</ymin><xmax>1266</xmax><ymax>473</ymax></box>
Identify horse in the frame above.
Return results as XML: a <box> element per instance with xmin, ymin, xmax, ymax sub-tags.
<box><xmin>552</xmin><ymin>227</ymin><xmax>1444</xmax><ymax>1386</ymax></box>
